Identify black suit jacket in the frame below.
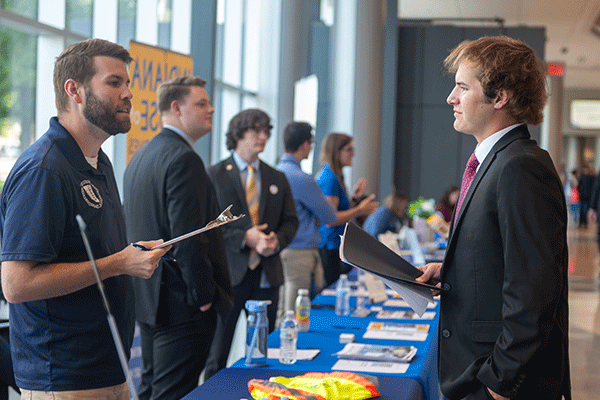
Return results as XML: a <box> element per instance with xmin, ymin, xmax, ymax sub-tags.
<box><xmin>439</xmin><ymin>125</ymin><xmax>571</xmax><ymax>399</ymax></box>
<box><xmin>123</xmin><ymin>128</ymin><xmax>233</xmax><ymax>326</ymax></box>
<box><xmin>207</xmin><ymin>155</ymin><xmax>298</xmax><ymax>287</ymax></box>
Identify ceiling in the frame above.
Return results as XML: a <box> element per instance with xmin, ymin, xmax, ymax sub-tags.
<box><xmin>398</xmin><ymin>0</ymin><xmax>600</xmax><ymax>89</ymax></box>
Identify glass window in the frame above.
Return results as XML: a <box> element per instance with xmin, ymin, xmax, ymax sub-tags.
<box><xmin>219</xmin><ymin>87</ymin><xmax>240</xmax><ymax>159</ymax></box>
<box><xmin>118</xmin><ymin>0</ymin><xmax>136</xmax><ymax>48</ymax></box>
<box><xmin>222</xmin><ymin>0</ymin><xmax>242</xmax><ymax>87</ymax></box>
<box><xmin>66</xmin><ymin>0</ymin><xmax>93</xmax><ymax>37</ymax></box>
<box><xmin>213</xmin><ymin>0</ymin><xmax>275</xmax><ymax>163</ymax></box>
<box><xmin>243</xmin><ymin>0</ymin><xmax>259</xmax><ymax>92</ymax></box>
<box><xmin>0</xmin><ymin>25</ymin><xmax>37</xmax><ymax>183</ymax></box>
<box><xmin>570</xmin><ymin>100</ymin><xmax>600</xmax><ymax>130</ymax></box>
<box><xmin>157</xmin><ymin>0</ymin><xmax>172</xmax><ymax>48</ymax></box>
<box><xmin>1</xmin><ymin>0</ymin><xmax>38</xmax><ymax>19</ymax></box>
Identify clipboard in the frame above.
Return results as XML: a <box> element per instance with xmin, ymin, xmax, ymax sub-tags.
<box><xmin>150</xmin><ymin>205</ymin><xmax>245</xmax><ymax>249</ymax></box>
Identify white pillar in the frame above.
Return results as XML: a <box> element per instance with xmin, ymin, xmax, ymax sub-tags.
<box><xmin>330</xmin><ymin>0</ymin><xmax>384</xmax><ymax>196</ymax></box>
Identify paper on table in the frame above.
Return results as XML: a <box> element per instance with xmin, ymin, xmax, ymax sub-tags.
<box><xmin>383</xmin><ymin>299</ymin><xmax>437</xmax><ymax>309</ymax></box>
<box><xmin>375</xmin><ymin>310</ymin><xmax>436</xmax><ymax>320</ymax></box>
<box><xmin>267</xmin><ymin>348</ymin><xmax>321</xmax><ymax>360</ymax></box>
<box><xmin>362</xmin><ymin>322</ymin><xmax>430</xmax><ymax>342</ymax></box>
<box><xmin>332</xmin><ymin>359</ymin><xmax>409</xmax><ymax>374</ymax></box>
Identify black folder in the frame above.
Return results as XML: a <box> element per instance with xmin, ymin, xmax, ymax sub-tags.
<box><xmin>340</xmin><ymin>222</ymin><xmax>448</xmax><ymax>293</ymax></box>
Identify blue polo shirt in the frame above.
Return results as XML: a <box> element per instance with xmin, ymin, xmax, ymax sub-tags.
<box><xmin>0</xmin><ymin>117</ymin><xmax>134</xmax><ymax>391</ymax></box>
<box><xmin>276</xmin><ymin>154</ymin><xmax>336</xmax><ymax>249</ymax></box>
<box><xmin>316</xmin><ymin>163</ymin><xmax>350</xmax><ymax>250</ymax></box>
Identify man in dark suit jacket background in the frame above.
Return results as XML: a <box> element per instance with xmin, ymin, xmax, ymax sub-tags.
<box><xmin>204</xmin><ymin>108</ymin><xmax>298</xmax><ymax>379</ymax></box>
<box><xmin>123</xmin><ymin>76</ymin><xmax>233</xmax><ymax>400</ymax></box>
<box><xmin>418</xmin><ymin>37</ymin><xmax>570</xmax><ymax>400</ymax></box>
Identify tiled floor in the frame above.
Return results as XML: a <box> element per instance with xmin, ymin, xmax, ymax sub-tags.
<box><xmin>567</xmin><ymin>221</ymin><xmax>600</xmax><ymax>400</ymax></box>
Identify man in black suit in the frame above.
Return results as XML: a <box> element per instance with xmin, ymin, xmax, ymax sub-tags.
<box><xmin>204</xmin><ymin>109</ymin><xmax>298</xmax><ymax>379</ymax></box>
<box><xmin>418</xmin><ymin>37</ymin><xmax>570</xmax><ymax>400</ymax></box>
<box><xmin>123</xmin><ymin>76</ymin><xmax>233</xmax><ymax>400</ymax></box>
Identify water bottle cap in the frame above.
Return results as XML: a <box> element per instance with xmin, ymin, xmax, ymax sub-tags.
<box><xmin>245</xmin><ymin>299</ymin><xmax>271</xmax><ymax>312</ymax></box>
<box><xmin>298</xmin><ymin>288</ymin><xmax>309</xmax><ymax>295</ymax></box>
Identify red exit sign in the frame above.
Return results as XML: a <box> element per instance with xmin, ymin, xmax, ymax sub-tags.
<box><xmin>548</xmin><ymin>62</ymin><xmax>564</xmax><ymax>76</ymax></box>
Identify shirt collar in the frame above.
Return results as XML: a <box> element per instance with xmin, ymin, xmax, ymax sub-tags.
<box><xmin>233</xmin><ymin>151</ymin><xmax>259</xmax><ymax>172</ymax></box>
<box><xmin>280</xmin><ymin>153</ymin><xmax>301</xmax><ymax>166</ymax></box>
<box><xmin>49</xmin><ymin>117</ymin><xmax>109</xmax><ymax>172</ymax></box>
<box><xmin>474</xmin><ymin>123</ymin><xmax>523</xmax><ymax>167</ymax></box>
<box><xmin>163</xmin><ymin>124</ymin><xmax>195</xmax><ymax>147</ymax></box>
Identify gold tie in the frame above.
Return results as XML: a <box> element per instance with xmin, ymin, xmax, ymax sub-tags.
<box><xmin>246</xmin><ymin>165</ymin><xmax>260</xmax><ymax>270</ymax></box>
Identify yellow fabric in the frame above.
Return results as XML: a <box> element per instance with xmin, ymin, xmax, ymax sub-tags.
<box><xmin>248</xmin><ymin>371</ymin><xmax>379</xmax><ymax>400</ymax></box>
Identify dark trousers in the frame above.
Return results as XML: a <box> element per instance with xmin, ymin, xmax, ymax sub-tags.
<box><xmin>319</xmin><ymin>247</ymin><xmax>351</xmax><ymax>287</ymax></box>
<box><xmin>137</xmin><ymin>308</ymin><xmax>217</xmax><ymax>400</ymax></box>
<box><xmin>458</xmin><ymin>385</ymin><xmax>496</xmax><ymax>400</ymax></box>
<box><xmin>0</xmin><ymin>330</ymin><xmax>18</xmax><ymax>400</ymax></box>
<box><xmin>204</xmin><ymin>266</ymin><xmax>279</xmax><ymax>380</ymax></box>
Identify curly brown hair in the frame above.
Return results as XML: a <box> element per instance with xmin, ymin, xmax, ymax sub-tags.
<box><xmin>444</xmin><ymin>36</ymin><xmax>547</xmax><ymax>126</ymax></box>
<box><xmin>226</xmin><ymin>109</ymin><xmax>272</xmax><ymax>151</ymax></box>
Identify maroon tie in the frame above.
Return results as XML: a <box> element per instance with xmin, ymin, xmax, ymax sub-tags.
<box><xmin>454</xmin><ymin>153</ymin><xmax>479</xmax><ymax>227</ymax></box>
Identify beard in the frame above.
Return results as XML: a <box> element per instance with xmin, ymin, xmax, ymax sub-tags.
<box><xmin>83</xmin><ymin>87</ymin><xmax>131</xmax><ymax>136</ymax></box>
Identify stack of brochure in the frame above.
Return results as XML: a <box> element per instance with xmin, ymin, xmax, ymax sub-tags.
<box><xmin>335</xmin><ymin>343</ymin><xmax>418</xmax><ymax>363</ymax></box>
<box><xmin>362</xmin><ymin>321</ymin><xmax>430</xmax><ymax>341</ymax></box>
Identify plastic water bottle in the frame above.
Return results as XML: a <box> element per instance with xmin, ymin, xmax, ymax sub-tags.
<box><xmin>335</xmin><ymin>274</ymin><xmax>351</xmax><ymax>316</ymax></box>
<box><xmin>279</xmin><ymin>310</ymin><xmax>298</xmax><ymax>364</ymax></box>
<box><xmin>355</xmin><ymin>270</ymin><xmax>369</xmax><ymax>312</ymax></box>
<box><xmin>295</xmin><ymin>288</ymin><xmax>311</xmax><ymax>332</ymax></box>
<box><xmin>245</xmin><ymin>300</ymin><xmax>270</xmax><ymax>367</ymax></box>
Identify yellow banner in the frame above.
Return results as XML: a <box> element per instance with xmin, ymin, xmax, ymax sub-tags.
<box><xmin>126</xmin><ymin>41</ymin><xmax>194</xmax><ymax>163</ymax></box>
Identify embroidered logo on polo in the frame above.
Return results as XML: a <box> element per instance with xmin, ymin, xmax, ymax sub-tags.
<box><xmin>80</xmin><ymin>180</ymin><xmax>103</xmax><ymax>209</ymax></box>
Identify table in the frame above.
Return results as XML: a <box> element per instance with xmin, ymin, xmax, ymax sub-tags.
<box><xmin>184</xmin><ymin>284</ymin><xmax>441</xmax><ymax>400</ymax></box>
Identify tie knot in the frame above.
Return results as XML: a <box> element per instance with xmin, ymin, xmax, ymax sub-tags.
<box><xmin>247</xmin><ymin>165</ymin><xmax>255</xmax><ymax>173</ymax></box>
<box><xmin>467</xmin><ymin>153</ymin><xmax>479</xmax><ymax>171</ymax></box>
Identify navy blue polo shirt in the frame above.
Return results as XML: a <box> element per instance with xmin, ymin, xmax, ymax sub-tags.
<box><xmin>0</xmin><ymin>117</ymin><xmax>134</xmax><ymax>391</ymax></box>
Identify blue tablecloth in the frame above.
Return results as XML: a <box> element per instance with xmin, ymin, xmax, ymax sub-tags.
<box><xmin>182</xmin><ymin>367</ymin><xmax>423</xmax><ymax>400</ymax></box>
<box><xmin>184</xmin><ymin>283</ymin><xmax>441</xmax><ymax>400</ymax></box>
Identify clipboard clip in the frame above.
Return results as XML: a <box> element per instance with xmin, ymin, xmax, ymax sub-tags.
<box><xmin>150</xmin><ymin>205</ymin><xmax>245</xmax><ymax>249</ymax></box>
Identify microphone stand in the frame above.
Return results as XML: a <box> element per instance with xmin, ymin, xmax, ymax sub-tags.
<box><xmin>76</xmin><ymin>215</ymin><xmax>139</xmax><ymax>400</ymax></box>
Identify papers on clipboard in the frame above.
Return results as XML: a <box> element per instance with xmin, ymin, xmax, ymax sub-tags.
<box><xmin>339</xmin><ymin>222</ymin><xmax>445</xmax><ymax>316</ymax></box>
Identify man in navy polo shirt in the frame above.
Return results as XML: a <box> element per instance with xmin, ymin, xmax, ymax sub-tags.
<box><xmin>0</xmin><ymin>38</ymin><xmax>169</xmax><ymax>400</ymax></box>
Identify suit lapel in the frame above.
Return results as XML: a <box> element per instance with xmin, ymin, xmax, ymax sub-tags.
<box><xmin>223</xmin><ymin>155</ymin><xmax>248</xmax><ymax>214</ymax></box>
<box><xmin>445</xmin><ymin>126</ymin><xmax>530</xmax><ymax>266</ymax></box>
<box><xmin>258</xmin><ymin>160</ymin><xmax>269</xmax><ymax>223</ymax></box>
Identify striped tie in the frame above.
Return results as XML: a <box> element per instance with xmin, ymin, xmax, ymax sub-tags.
<box><xmin>246</xmin><ymin>165</ymin><xmax>260</xmax><ymax>270</ymax></box>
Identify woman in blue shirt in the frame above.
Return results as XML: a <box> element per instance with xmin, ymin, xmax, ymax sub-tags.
<box><xmin>316</xmin><ymin>133</ymin><xmax>379</xmax><ymax>286</ymax></box>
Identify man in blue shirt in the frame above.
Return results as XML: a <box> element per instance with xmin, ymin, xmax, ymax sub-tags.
<box><xmin>363</xmin><ymin>191</ymin><xmax>409</xmax><ymax>239</ymax></box>
<box><xmin>275</xmin><ymin>122</ymin><xmax>337</xmax><ymax>324</ymax></box>
<box><xmin>0</xmin><ymin>39</ymin><xmax>169</xmax><ymax>400</ymax></box>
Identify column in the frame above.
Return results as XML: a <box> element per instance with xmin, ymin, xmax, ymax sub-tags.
<box><xmin>330</xmin><ymin>0</ymin><xmax>384</xmax><ymax>196</ymax></box>
<box><xmin>545</xmin><ymin>73</ymin><xmax>564</xmax><ymax>170</ymax></box>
